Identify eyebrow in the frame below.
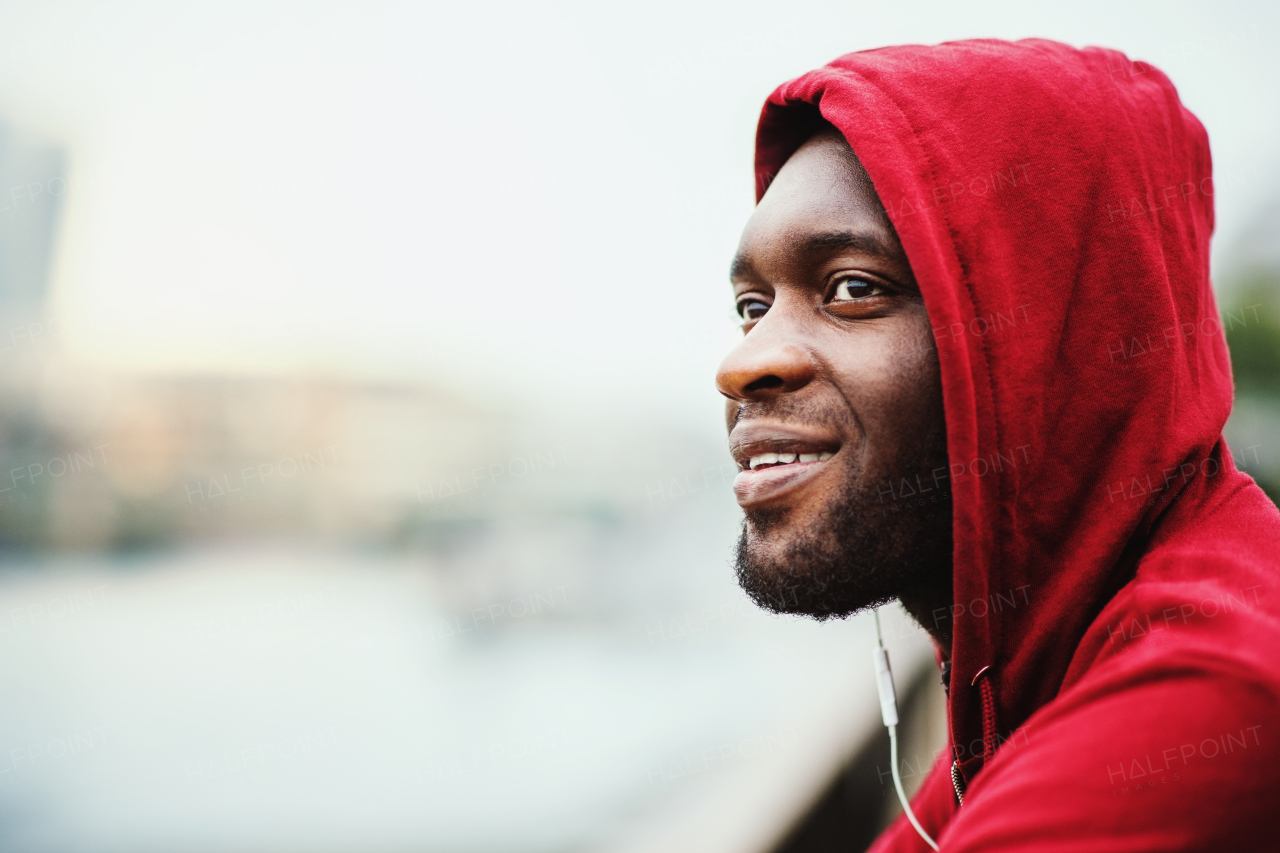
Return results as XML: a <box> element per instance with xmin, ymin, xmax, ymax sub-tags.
<box><xmin>730</xmin><ymin>229</ymin><xmax>900</xmax><ymax>281</ymax></box>
<box><xmin>803</xmin><ymin>230</ymin><xmax>898</xmax><ymax>260</ymax></box>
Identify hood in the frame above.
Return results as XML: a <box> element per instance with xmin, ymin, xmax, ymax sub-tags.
<box><xmin>754</xmin><ymin>39</ymin><xmax>1233</xmax><ymax>782</ymax></box>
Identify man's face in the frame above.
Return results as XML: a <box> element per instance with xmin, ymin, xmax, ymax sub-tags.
<box><xmin>718</xmin><ymin>130</ymin><xmax>951</xmax><ymax>620</ymax></box>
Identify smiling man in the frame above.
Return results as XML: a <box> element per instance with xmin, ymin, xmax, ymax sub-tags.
<box><xmin>723</xmin><ymin>127</ymin><xmax>953</xmax><ymax>639</ymax></box>
<box><xmin>718</xmin><ymin>39</ymin><xmax>1280</xmax><ymax>850</ymax></box>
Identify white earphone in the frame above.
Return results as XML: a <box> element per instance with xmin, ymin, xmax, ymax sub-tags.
<box><xmin>873</xmin><ymin>607</ymin><xmax>940</xmax><ymax>850</ymax></box>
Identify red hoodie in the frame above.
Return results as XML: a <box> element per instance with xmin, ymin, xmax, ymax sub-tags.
<box><xmin>754</xmin><ymin>39</ymin><xmax>1280</xmax><ymax>850</ymax></box>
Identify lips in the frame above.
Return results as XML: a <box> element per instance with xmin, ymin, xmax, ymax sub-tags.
<box><xmin>729</xmin><ymin>422</ymin><xmax>842</xmax><ymax>507</ymax></box>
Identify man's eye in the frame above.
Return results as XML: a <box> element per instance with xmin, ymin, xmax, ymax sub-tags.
<box><xmin>737</xmin><ymin>299</ymin><xmax>770</xmax><ymax>320</ymax></box>
<box><xmin>831</xmin><ymin>278</ymin><xmax>886</xmax><ymax>301</ymax></box>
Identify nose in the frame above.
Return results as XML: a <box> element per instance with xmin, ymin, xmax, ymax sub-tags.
<box><xmin>715</xmin><ymin>321</ymin><xmax>817</xmax><ymax>403</ymax></box>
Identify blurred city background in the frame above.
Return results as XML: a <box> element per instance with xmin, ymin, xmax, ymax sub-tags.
<box><xmin>0</xmin><ymin>1</ymin><xmax>1276</xmax><ymax>851</ymax></box>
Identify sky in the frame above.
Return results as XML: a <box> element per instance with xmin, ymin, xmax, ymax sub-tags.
<box><xmin>0</xmin><ymin>0</ymin><xmax>1277</xmax><ymax>431</ymax></box>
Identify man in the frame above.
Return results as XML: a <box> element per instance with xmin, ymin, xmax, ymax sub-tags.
<box><xmin>718</xmin><ymin>39</ymin><xmax>1280</xmax><ymax>849</ymax></box>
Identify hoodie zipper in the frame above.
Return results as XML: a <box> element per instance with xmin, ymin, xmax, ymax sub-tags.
<box><xmin>951</xmin><ymin>760</ymin><xmax>966</xmax><ymax>805</ymax></box>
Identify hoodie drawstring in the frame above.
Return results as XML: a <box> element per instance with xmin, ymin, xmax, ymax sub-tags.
<box><xmin>951</xmin><ymin>666</ymin><xmax>1000</xmax><ymax>808</ymax></box>
<box><xmin>973</xmin><ymin>665</ymin><xmax>999</xmax><ymax>765</ymax></box>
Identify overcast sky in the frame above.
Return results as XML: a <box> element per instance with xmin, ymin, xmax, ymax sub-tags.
<box><xmin>1</xmin><ymin>0</ymin><xmax>1277</xmax><ymax>432</ymax></box>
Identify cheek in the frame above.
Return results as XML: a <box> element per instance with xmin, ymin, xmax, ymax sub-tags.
<box><xmin>826</xmin><ymin>314</ymin><xmax>941</xmax><ymax>454</ymax></box>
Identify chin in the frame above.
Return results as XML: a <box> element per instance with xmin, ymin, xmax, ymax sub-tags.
<box><xmin>734</xmin><ymin>476</ymin><xmax>946</xmax><ymax>621</ymax></box>
<box><xmin>735</xmin><ymin>523</ymin><xmax>892</xmax><ymax>621</ymax></box>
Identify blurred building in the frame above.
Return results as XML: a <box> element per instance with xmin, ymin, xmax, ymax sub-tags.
<box><xmin>0</xmin><ymin>120</ymin><xmax>63</xmax><ymax>331</ymax></box>
<box><xmin>0</xmin><ymin>120</ymin><xmax>67</xmax><ymax>550</ymax></box>
<box><xmin>16</xmin><ymin>371</ymin><xmax>511</xmax><ymax>550</ymax></box>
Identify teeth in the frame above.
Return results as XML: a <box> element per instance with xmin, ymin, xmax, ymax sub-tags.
<box><xmin>747</xmin><ymin>451</ymin><xmax>835</xmax><ymax>470</ymax></box>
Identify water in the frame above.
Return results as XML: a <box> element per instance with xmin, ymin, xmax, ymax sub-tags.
<box><xmin>0</xmin><ymin>546</ymin><xmax>930</xmax><ymax>852</ymax></box>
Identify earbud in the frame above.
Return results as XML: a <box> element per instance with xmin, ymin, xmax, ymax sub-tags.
<box><xmin>873</xmin><ymin>608</ymin><xmax>940</xmax><ymax>851</ymax></box>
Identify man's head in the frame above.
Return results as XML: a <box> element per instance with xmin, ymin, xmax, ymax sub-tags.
<box><xmin>718</xmin><ymin>127</ymin><xmax>952</xmax><ymax>625</ymax></box>
<box><xmin>736</xmin><ymin>42</ymin><xmax>1232</xmax><ymax>803</ymax></box>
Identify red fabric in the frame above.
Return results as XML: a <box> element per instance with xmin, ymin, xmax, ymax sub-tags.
<box><xmin>754</xmin><ymin>39</ymin><xmax>1280</xmax><ymax>849</ymax></box>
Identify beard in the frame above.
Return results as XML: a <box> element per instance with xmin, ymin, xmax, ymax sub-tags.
<box><xmin>734</xmin><ymin>436</ymin><xmax>952</xmax><ymax>621</ymax></box>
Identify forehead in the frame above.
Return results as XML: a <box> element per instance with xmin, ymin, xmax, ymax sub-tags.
<box><xmin>737</xmin><ymin>132</ymin><xmax>895</xmax><ymax>263</ymax></box>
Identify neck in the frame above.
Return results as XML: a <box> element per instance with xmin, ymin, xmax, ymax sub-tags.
<box><xmin>898</xmin><ymin>571</ymin><xmax>954</xmax><ymax>655</ymax></box>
